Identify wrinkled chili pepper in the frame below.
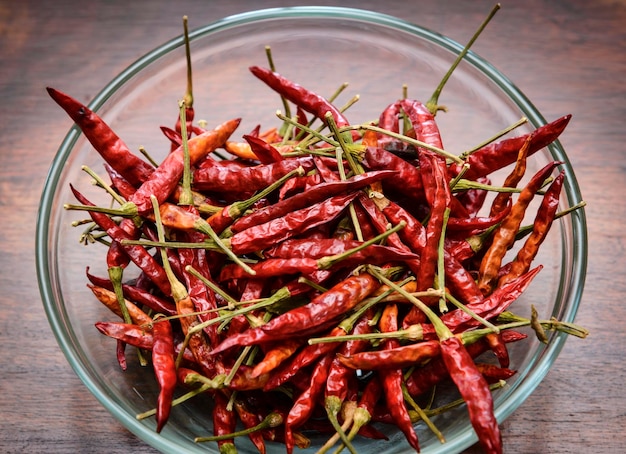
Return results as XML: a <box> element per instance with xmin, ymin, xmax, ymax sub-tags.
<box><xmin>440</xmin><ymin>335</ymin><xmax>502</xmax><ymax>454</ymax></box>
<box><xmin>47</xmin><ymin>87</ymin><xmax>155</xmax><ymax>187</ymax></box>
<box><xmin>477</xmin><ymin>161</ymin><xmax>560</xmax><ymax>295</ymax></box>
<box><xmin>129</xmin><ymin>118</ymin><xmax>240</xmax><ymax>215</ymax></box>
<box><xmin>498</xmin><ymin>170</ymin><xmax>565</xmax><ymax>287</ymax></box>
<box><xmin>339</xmin><ymin>339</ymin><xmax>441</xmax><ymax>371</ymax></box>
<box><xmin>212</xmin><ymin>391</ymin><xmax>238</xmax><ymax>453</ymax></box>
<box><xmin>378</xmin><ymin>303</ymin><xmax>420</xmax><ymax>452</ymax></box>
<box><xmin>151</xmin><ymin>317</ymin><xmax>177</xmax><ymax>433</ymax></box>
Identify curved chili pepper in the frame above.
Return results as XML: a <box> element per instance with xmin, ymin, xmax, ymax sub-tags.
<box><xmin>95</xmin><ymin>321</ymin><xmax>154</xmax><ymax>350</ymax></box>
<box><xmin>284</xmin><ymin>353</ymin><xmax>334</xmax><ymax>454</ymax></box>
<box><xmin>210</xmin><ymin>272</ymin><xmax>379</xmax><ymax>355</ymax></box>
<box><xmin>498</xmin><ymin>170</ymin><xmax>565</xmax><ymax>287</ymax></box>
<box><xmin>227</xmin><ymin>170</ymin><xmax>395</xmax><ymax>234</ymax></box>
<box><xmin>339</xmin><ymin>339</ymin><xmax>441</xmax><ymax>371</ymax></box>
<box><xmin>130</xmin><ymin>118</ymin><xmax>240</xmax><ymax>215</ymax></box>
<box><xmin>378</xmin><ymin>303</ymin><xmax>420</xmax><ymax>452</ymax></box>
<box><xmin>440</xmin><ymin>335</ymin><xmax>502</xmax><ymax>454</ymax></box>
<box><xmin>249</xmin><ymin>66</ymin><xmax>359</xmax><ymax>141</ymax></box>
<box><xmin>251</xmin><ymin>339</ymin><xmax>303</xmax><ymax>378</ymax></box>
<box><xmin>449</xmin><ymin>114</ymin><xmax>571</xmax><ymax>180</ymax></box>
<box><xmin>362</xmin><ymin>146</ymin><xmax>425</xmax><ymax>203</ymax></box>
<box><xmin>228</xmin><ymin>192</ymin><xmax>359</xmax><ymax>255</ymax></box>
<box><xmin>477</xmin><ymin>161</ymin><xmax>560</xmax><ymax>295</ymax></box>
<box><xmin>152</xmin><ymin>317</ymin><xmax>177</xmax><ymax>433</ymax></box>
<box><xmin>88</xmin><ymin>284</ymin><xmax>152</xmax><ymax>326</ymax></box>
<box><xmin>46</xmin><ymin>87</ymin><xmax>155</xmax><ymax>187</ymax></box>
<box><xmin>212</xmin><ymin>391</ymin><xmax>237</xmax><ymax>453</ymax></box>
<box><xmin>233</xmin><ymin>398</ymin><xmax>267</xmax><ymax>454</ymax></box>
<box><xmin>85</xmin><ymin>268</ymin><xmax>177</xmax><ymax>316</ymax></box>
<box><xmin>244</xmin><ymin>134</ymin><xmax>284</xmax><ymax>164</ymax></box>
<box><xmin>443</xmin><ymin>249</ymin><xmax>484</xmax><ymax>306</ymax></box>
<box><xmin>193</xmin><ymin>156</ymin><xmax>314</xmax><ymax>195</ymax></box>
<box><xmin>219</xmin><ymin>258</ymin><xmax>319</xmax><ymax>282</ymax></box>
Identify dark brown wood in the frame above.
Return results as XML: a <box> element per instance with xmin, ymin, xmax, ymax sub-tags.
<box><xmin>1</xmin><ymin>0</ymin><xmax>624</xmax><ymax>452</ymax></box>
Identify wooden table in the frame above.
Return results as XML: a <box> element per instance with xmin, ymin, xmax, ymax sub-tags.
<box><xmin>1</xmin><ymin>0</ymin><xmax>623</xmax><ymax>452</ymax></box>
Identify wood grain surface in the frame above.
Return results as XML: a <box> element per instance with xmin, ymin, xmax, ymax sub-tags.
<box><xmin>1</xmin><ymin>0</ymin><xmax>624</xmax><ymax>452</ymax></box>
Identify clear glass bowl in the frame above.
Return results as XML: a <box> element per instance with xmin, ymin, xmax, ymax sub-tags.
<box><xmin>36</xmin><ymin>6</ymin><xmax>587</xmax><ymax>454</ymax></box>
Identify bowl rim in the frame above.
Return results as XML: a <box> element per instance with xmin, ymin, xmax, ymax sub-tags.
<box><xmin>36</xmin><ymin>6</ymin><xmax>588</xmax><ymax>453</ymax></box>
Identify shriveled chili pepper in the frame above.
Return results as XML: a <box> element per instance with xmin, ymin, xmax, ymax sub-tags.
<box><xmin>489</xmin><ymin>134</ymin><xmax>532</xmax><ymax>216</ymax></box>
<box><xmin>378</xmin><ymin>303</ymin><xmax>420</xmax><ymax>452</ymax></box>
<box><xmin>446</xmin><ymin>203</ymin><xmax>511</xmax><ymax>234</ymax></box>
<box><xmin>88</xmin><ymin>284</ymin><xmax>152</xmax><ymax>326</ymax></box>
<box><xmin>339</xmin><ymin>339</ymin><xmax>441</xmax><ymax>371</ymax></box>
<box><xmin>86</xmin><ymin>268</ymin><xmax>177</xmax><ymax>316</ymax></box>
<box><xmin>129</xmin><ymin>118</ymin><xmax>240</xmax><ymax>215</ymax></box>
<box><xmin>249</xmin><ymin>66</ymin><xmax>359</xmax><ymax>141</ymax></box>
<box><xmin>227</xmin><ymin>192</ymin><xmax>359</xmax><ymax>255</ymax></box>
<box><xmin>284</xmin><ymin>353</ymin><xmax>334</xmax><ymax>454</ymax></box>
<box><xmin>95</xmin><ymin>321</ymin><xmax>154</xmax><ymax>350</ymax></box>
<box><xmin>443</xmin><ymin>249</ymin><xmax>484</xmax><ymax>306</ymax></box>
<box><xmin>219</xmin><ymin>258</ymin><xmax>319</xmax><ymax>282</ymax></box>
<box><xmin>233</xmin><ymin>398</ymin><xmax>267</xmax><ymax>454</ymax></box>
<box><xmin>477</xmin><ymin>161</ymin><xmax>560</xmax><ymax>295</ymax></box>
<box><xmin>251</xmin><ymin>339</ymin><xmax>303</xmax><ymax>378</ymax></box>
<box><xmin>212</xmin><ymin>391</ymin><xmax>238</xmax><ymax>453</ymax></box>
<box><xmin>228</xmin><ymin>170</ymin><xmax>395</xmax><ymax>234</ymax></box>
<box><xmin>498</xmin><ymin>170</ymin><xmax>565</xmax><ymax>287</ymax></box>
<box><xmin>193</xmin><ymin>156</ymin><xmax>315</xmax><ymax>195</ymax></box>
<box><xmin>475</xmin><ymin>363</ymin><xmax>517</xmax><ymax>383</ymax></box>
<box><xmin>210</xmin><ymin>271</ymin><xmax>379</xmax><ymax>354</ymax></box>
<box><xmin>440</xmin><ymin>335</ymin><xmax>502</xmax><ymax>454</ymax></box>
<box><xmin>47</xmin><ymin>87</ymin><xmax>155</xmax><ymax>187</ymax></box>
<box><xmin>362</xmin><ymin>146</ymin><xmax>425</xmax><ymax>203</ymax></box>
<box><xmin>449</xmin><ymin>114</ymin><xmax>571</xmax><ymax>180</ymax></box>
<box><xmin>151</xmin><ymin>317</ymin><xmax>177</xmax><ymax>433</ymax></box>
<box><xmin>244</xmin><ymin>134</ymin><xmax>284</xmax><ymax>164</ymax></box>
<box><xmin>484</xmin><ymin>332</ymin><xmax>510</xmax><ymax>368</ymax></box>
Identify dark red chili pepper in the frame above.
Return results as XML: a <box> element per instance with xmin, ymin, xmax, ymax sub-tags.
<box><xmin>227</xmin><ymin>192</ymin><xmax>359</xmax><ymax>255</ymax></box>
<box><xmin>88</xmin><ymin>284</ymin><xmax>153</xmax><ymax>326</ymax></box>
<box><xmin>284</xmin><ymin>353</ymin><xmax>334</xmax><ymax>454</ymax></box>
<box><xmin>212</xmin><ymin>391</ymin><xmax>237</xmax><ymax>453</ymax></box>
<box><xmin>456</xmin><ymin>176</ymin><xmax>490</xmax><ymax>217</ymax></box>
<box><xmin>244</xmin><ymin>134</ymin><xmax>284</xmax><ymax>164</ymax></box>
<box><xmin>249</xmin><ymin>66</ymin><xmax>359</xmax><ymax>141</ymax></box>
<box><xmin>485</xmin><ymin>332</ymin><xmax>510</xmax><ymax>368</ymax></box>
<box><xmin>449</xmin><ymin>114</ymin><xmax>571</xmax><ymax>180</ymax></box>
<box><xmin>446</xmin><ymin>202</ymin><xmax>511</xmax><ymax>234</ymax></box>
<box><xmin>210</xmin><ymin>272</ymin><xmax>379</xmax><ymax>355</ymax></box>
<box><xmin>377</xmin><ymin>100</ymin><xmax>402</xmax><ymax>149</ymax></box>
<box><xmin>404</xmin><ymin>330</ymin><xmax>527</xmax><ymax>398</ymax></box>
<box><xmin>362</xmin><ymin>146</ymin><xmax>425</xmax><ymax>203</ymax></box>
<box><xmin>440</xmin><ymin>335</ymin><xmax>502</xmax><ymax>454</ymax></box>
<box><xmin>228</xmin><ymin>170</ymin><xmax>395</xmax><ymax>234</ymax></box>
<box><xmin>378</xmin><ymin>303</ymin><xmax>420</xmax><ymax>452</ymax></box>
<box><xmin>151</xmin><ymin>317</ymin><xmax>177</xmax><ymax>433</ymax></box>
<box><xmin>219</xmin><ymin>258</ymin><xmax>319</xmax><ymax>282</ymax></box>
<box><xmin>95</xmin><ymin>321</ymin><xmax>154</xmax><ymax>350</ymax></box>
<box><xmin>498</xmin><ymin>170</ymin><xmax>565</xmax><ymax>287</ymax></box>
<box><xmin>86</xmin><ymin>268</ymin><xmax>177</xmax><ymax>316</ymax></box>
<box><xmin>130</xmin><ymin>118</ymin><xmax>240</xmax><ymax>215</ymax></box>
<box><xmin>477</xmin><ymin>161</ymin><xmax>560</xmax><ymax>295</ymax></box>
<box><xmin>47</xmin><ymin>87</ymin><xmax>155</xmax><ymax>187</ymax></box>
<box><xmin>443</xmin><ymin>249</ymin><xmax>484</xmax><ymax>306</ymax></box>
<box><xmin>193</xmin><ymin>156</ymin><xmax>314</xmax><ymax>195</ymax></box>
<box><xmin>264</xmin><ymin>238</ymin><xmax>420</xmax><ymax>265</ymax></box>
<box><xmin>233</xmin><ymin>398</ymin><xmax>267</xmax><ymax>454</ymax></box>
<box><xmin>475</xmin><ymin>363</ymin><xmax>517</xmax><ymax>383</ymax></box>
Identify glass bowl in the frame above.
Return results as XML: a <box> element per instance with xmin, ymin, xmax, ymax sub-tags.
<box><xmin>36</xmin><ymin>6</ymin><xmax>587</xmax><ymax>454</ymax></box>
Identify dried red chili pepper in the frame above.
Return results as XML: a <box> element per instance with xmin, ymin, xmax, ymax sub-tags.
<box><xmin>440</xmin><ymin>336</ymin><xmax>502</xmax><ymax>454</ymax></box>
<box><xmin>244</xmin><ymin>134</ymin><xmax>284</xmax><ymax>164</ymax></box>
<box><xmin>88</xmin><ymin>284</ymin><xmax>152</xmax><ymax>326</ymax></box>
<box><xmin>449</xmin><ymin>114</ymin><xmax>571</xmax><ymax>180</ymax></box>
<box><xmin>498</xmin><ymin>170</ymin><xmax>565</xmax><ymax>287</ymax></box>
<box><xmin>378</xmin><ymin>303</ymin><xmax>421</xmax><ymax>452</ymax></box>
<box><xmin>129</xmin><ymin>118</ymin><xmax>240</xmax><ymax>215</ymax></box>
<box><xmin>95</xmin><ymin>321</ymin><xmax>154</xmax><ymax>350</ymax></box>
<box><xmin>212</xmin><ymin>391</ymin><xmax>238</xmax><ymax>453</ymax></box>
<box><xmin>47</xmin><ymin>87</ymin><xmax>155</xmax><ymax>187</ymax></box>
<box><xmin>477</xmin><ymin>161</ymin><xmax>560</xmax><ymax>295</ymax></box>
<box><xmin>339</xmin><ymin>339</ymin><xmax>441</xmax><ymax>371</ymax></box>
<box><xmin>151</xmin><ymin>317</ymin><xmax>177</xmax><ymax>433</ymax></box>
<box><xmin>210</xmin><ymin>272</ymin><xmax>379</xmax><ymax>354</ymax></box>
<box><xmin>227</xmin><ymin>192</ymin><xmax>359</xmax><ymax>255</ymax></box>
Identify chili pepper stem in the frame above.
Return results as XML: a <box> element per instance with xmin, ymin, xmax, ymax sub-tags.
<box><xmin>108</xmin><ymin>266</ymin><xmax>132</xmax><ymax>325</ymax></box>
<box><xmin>178</xmin><ymin>100</ymin><xmax>194</xmax><ymax>206</ymax></box>
<box><xmin>64</xmin><ymin>202</ymin><xmax>139</xmax><ymax>218</ymax></box>
<box><xmin>461</xmin><ymin>116</ymin><xmax>528</xmax><ymax>159</ymax></box>
<box><xmin>324</xmin><ymin>396</ymin><xmax>358</xmax><ymax>454</ymax></box>
<box><xmin>402</xmin><ymin>384</ymin><xmax>445</xmax><ymax>443</ymax></box>
<box><xmin>426</xmin><ymin>3</ymin><xmax>501</xmax><ymax>114</ymax></box>
<box><xmin>195</xmin><ymin>411</ymin><xmax>284</xmax><ymax>443</ymax></box>
<box><xmin>193</xmin><ymin>219</ymin><xmax>256</xmax><ymax>276</ymax></box>
<box><xmin>368</xmin><ymin>265</ymin><xmax>454</xmax><ymax>341</ymax></box>
<box><xmin>136</xmin><ymin>382</ymin><xmax>215</xmax><ymax>421</ymax></box>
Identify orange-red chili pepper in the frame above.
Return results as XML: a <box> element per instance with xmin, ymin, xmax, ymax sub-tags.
<box><xmin>152</xmin><ymin>317</ymin><xmax>177</xmax><ymax>433</ymax></box>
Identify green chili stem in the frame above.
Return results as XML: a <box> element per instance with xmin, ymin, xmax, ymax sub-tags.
<box><xmin>195</xmin><ymin>411</ymin><xmax>284</xmax><ymax>443</ymax></box>
<box><xmin>81</xmin><ymin>165</ymin><xmax>126</xmax><ymax>206</ymax></box>
<box><xmin>324</xmin><ymin>396</ymin><xmax>357</xmax><ymax>454</ymax></box>
<box><xmin>426</xmin><ymin>3</ymin><xmax>501</xmax><ymax>114</ymax></box>
<box><xmin>138</xmin><ymin>145</ymin><xmax>160</xmax><ymax>167</ymax></box>
<box><xmin>368</xmin><ymin>265</ymin><xmax>454</xmax><ymax>341</ymax></box>
<box><xmin>120</xmin><ymin>238</ymin><xmax>222</xmax><ymax>251</ymax></box>
<box><xmin>108</xmin><ymin>266</ymin><xmax>132</xmax><ymax>324</ymax></box>
<box><xmin>193</xmin><ymin>219</ymin><xmax>256</xmax><ymax>276</ymax></box>
<box><xmin>178</xmin><ymin>100</ymin><xmax>194</xmax><ymax>206</ymax></box>
<box><xmin>446</xmin><ymin>292</ymin><xmax>500</xmax><ymax>333</ymax></box>
<box><xmin>136</xmin><ymin>382</ymin><xmax>214</xmax><ymax>421</ymax></box>
<box><xmin>460</xmin><ymin>116</ymin><xmax>528</xmax><ymax>159</ymax></box>
<box><xmin>402</xmin><ymin>384</ymin><xmax>445</xmax><ymax>443</ymax></box>
<box><xmin>185</xmin><ymin>265</ymin><xmax>238</xmax><ymax>308</ymax></box>
<box><xmin>182</xmin><ymin>16</ymin><xmax>193</xmax><ymax>108</ymax></box>
<box><xmin>437</xmin><ymin>208</ymin><xmax>451</xmax><ymax>313</ymax></box>
<box><xmin>64</xmin><ymin>202</ymin><xmax>138</xmax><ymax>218</ymax></box>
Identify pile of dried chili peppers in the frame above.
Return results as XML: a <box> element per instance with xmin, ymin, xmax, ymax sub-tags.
<box><xmin>49</xmin><ymin>12</ymin><xmax>588</xmax><ymax>454</ymax></box>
